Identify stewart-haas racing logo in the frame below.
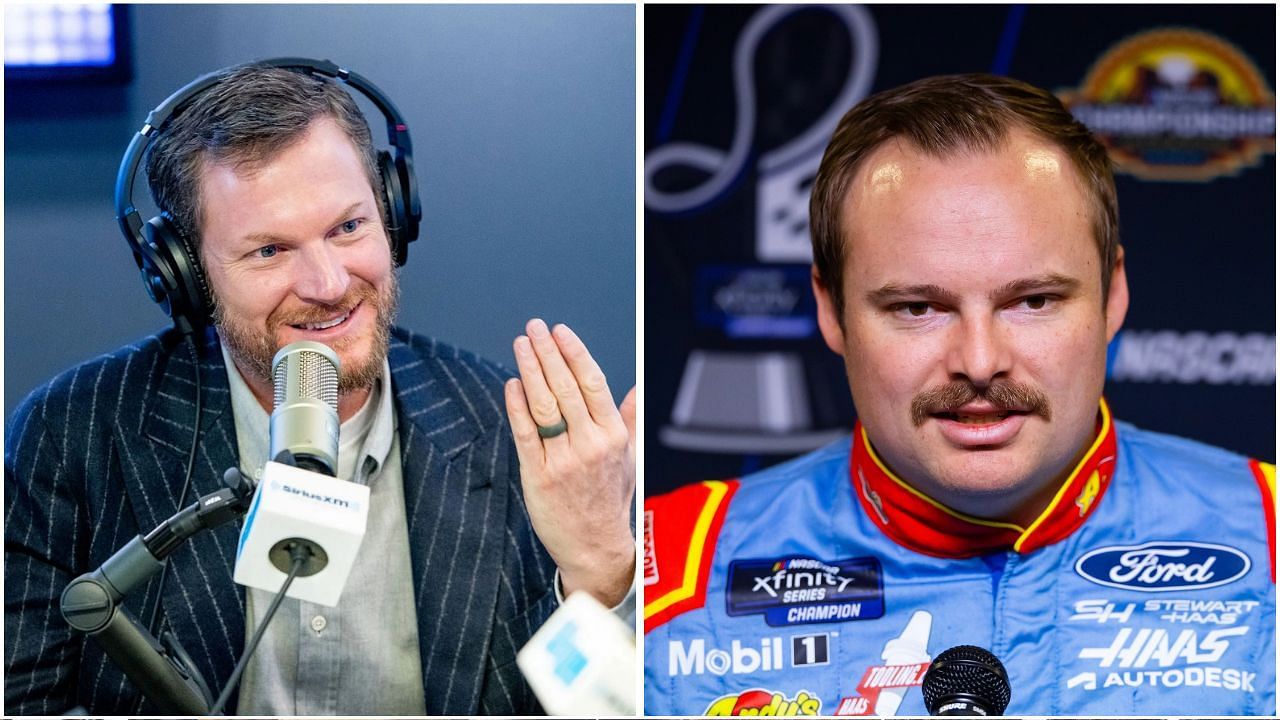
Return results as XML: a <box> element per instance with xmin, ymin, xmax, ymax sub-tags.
<box><xmin>1057</xmin><ymin>28</ymin><xmax>1275</xmax><ymax>182</ymax></box>
<box><xmin>727</xmin><ymin>556</ymin><xmax>884</xmax><ymax>626</ymax></box>
<box><xmin>1065</xmin><ymin>597</ymin><xmax>1264</xmax><ymax>697</ymax></box>
<box><xmin>704</xmin><ymin>688</ymin><xmax>822</xmax><ymax>716</ymax></box>
<box><xmin>1075</xmin><ymin>541</ymin><xmax>1250</xmax><ymax>592</ymax></box>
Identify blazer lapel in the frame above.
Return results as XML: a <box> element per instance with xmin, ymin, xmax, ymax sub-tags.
<box><xmin>130</xmin><ymin>330</ymin><xmax>245</xmax><ymax>709</ymax></box>
<box><xmin>390</xmin><ymin>332</ymin><xmax>510</xmax><ymax>715</ymax></box>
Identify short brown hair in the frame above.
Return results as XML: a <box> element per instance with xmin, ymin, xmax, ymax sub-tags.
<box><xmin>809</xmin><ymin>73</ymin><xmax>1119</xmax><ymax>320</ymax></box>
<box><xmin>145</xmin><ymin>63</ymin><xmax>385</xmax><ymax>249</ymax></box>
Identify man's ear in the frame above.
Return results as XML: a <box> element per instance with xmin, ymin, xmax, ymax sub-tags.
<box><xmin>812</xmin><ymin>266</ymin><xmax>847</xmax><ymax>356</ymax></box>
<box><xmin>1104</xmin><ymin>245</ymin><xmax>1129</xmax><ymax>342</ymax></box>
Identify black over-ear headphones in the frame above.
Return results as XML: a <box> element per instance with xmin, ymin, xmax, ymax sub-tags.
<box><xmin>115</xmin><ymin>57</ymin><xmax>421</xmax><ymax>335</ymax></box>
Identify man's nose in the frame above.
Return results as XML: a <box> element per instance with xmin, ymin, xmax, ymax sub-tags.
<box><xmin>946</xmin><ymin>314</ymin><xmax>1012</xmax><ymax>388</ymax></box>
<box><xmin>292</xmin><ymin>244</ymin><xmax>350</xmax><ymax>304</ymax></box>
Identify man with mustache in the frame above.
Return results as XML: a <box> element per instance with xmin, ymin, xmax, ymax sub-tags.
<box><xmin>644</xmin><ymin>74</ymin><xmax>1274</xmax><ymax>715</ymax></box>
<box><xmin>5</xmin><ymin>63</ymin><xmax>634</xmax><ymax>715</ymax></box>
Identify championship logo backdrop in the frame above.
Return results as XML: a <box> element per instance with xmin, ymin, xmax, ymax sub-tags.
<box><xmin>644</xmin><ymin>5</ymin><xmax>1275</xmax><ymax>496</ymax></box>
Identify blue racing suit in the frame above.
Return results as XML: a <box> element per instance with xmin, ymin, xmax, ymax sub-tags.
<box><xmin>643</xmin><ymin>401</ymin><xmax>1276</xmax><ymax>715</ymax></box>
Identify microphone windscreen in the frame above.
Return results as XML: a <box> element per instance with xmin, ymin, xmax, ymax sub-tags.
<box><xmin>270</xmin><ymin>341</ymin><xmax>340</xmax><ymax>476</ymax></box>
<box><xmin>272</xmin><ymin>342</ymin><xmax>339</xmax><ymax>410</ymax></box>
<box><xmin>921</xmin><ymin>644</ymin><xmax>1011</xmax><ymax>716</ymax></box>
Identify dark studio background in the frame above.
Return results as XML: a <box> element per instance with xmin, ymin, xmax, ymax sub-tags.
<box><xmin>645</xmin><ymin>4</ymin><xmax>1276</xmax><ymax>496</ymax></box>
<box><xmin>5</xmin><ymin>4</ymin><xmax>636</xmax><ymax>422</ymax></box>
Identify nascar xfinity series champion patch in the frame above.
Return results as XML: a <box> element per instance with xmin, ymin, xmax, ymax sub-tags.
<box><xmin>727</xmin><ymin>555</ymin><xmax>885</xmax><ymax>626</ymax></box>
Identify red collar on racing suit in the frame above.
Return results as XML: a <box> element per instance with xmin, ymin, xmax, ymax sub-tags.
<box><xmin>849</xmin><ymin>399</ymin><xmax>1117</xmax><ymax>558</ymax></box>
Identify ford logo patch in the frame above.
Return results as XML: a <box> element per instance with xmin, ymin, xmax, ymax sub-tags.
<box><xmin>1075</xmin><ymin>541</ymin><xmax>1250</xmax><ymax>592</ymax></box>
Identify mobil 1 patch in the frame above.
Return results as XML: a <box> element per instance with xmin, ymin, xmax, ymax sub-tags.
<box><xmin>726</xmin><ymin>555</ymin><xmax>885</xmax><ymax>626</ymax></box>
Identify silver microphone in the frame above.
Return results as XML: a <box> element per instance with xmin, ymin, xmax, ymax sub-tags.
<box><xmin>270</xmin><ymin>341</ymin><xmax>340</xmax><ymax>476</ymax></box>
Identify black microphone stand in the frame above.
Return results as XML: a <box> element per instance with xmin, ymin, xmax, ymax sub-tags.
<box><xmin>59</xmin><ymin>467</ymin><xmax>256</xmax><ymax>714</ymax></box>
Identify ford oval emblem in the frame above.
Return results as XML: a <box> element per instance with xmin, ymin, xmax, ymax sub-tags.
<box><xmin>1075</xmin><ymin>541</ymin><xmax>1251</xmax><ymax>592</ymax></box>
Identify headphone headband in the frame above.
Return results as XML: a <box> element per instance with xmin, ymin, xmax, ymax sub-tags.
<box><xmin>115</xmin><ymin>57</ymin><xmax>421</xmax><ymax>334</ymax></box>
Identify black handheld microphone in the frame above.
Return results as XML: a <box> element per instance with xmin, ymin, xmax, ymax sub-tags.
<box><xmin>921</xmin><ymin>645</ymin><xmax>1012</xmax><ymax>716</ymax></box>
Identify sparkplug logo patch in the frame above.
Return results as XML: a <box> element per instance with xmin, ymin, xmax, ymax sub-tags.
<box><xmin>1058</xmin><ymin>28</ymin><xmax>1275</xmax><ymax>182</ymax></box>
<box><xmin>727</xmin><ymin>556</ymin><xmax>884</xmax><ymax>626</ymax></box>
<box><xmin>1075</xmin><ymin>541</ymin><xmax>1250</xmax><ymax>592</ymax></box>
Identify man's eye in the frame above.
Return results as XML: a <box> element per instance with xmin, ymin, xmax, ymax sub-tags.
<box><xmin>1021</xmin><ymin>295</ymin><xmax>1050</xmax><ymax>310</ymax></box>
<box><xmin>888</xmin><ymin>302</ymin><xmax>935</xmax><ymax>319</ymax></box>
<box><xmin>339</xmin><ymin>219</ymin><xmax>361</xmax><ymax>234</ymax></box>
<box><xmin>256</xmin><ymin>245</ymin><xmax>278</xmax><ymax>258</ymax></box>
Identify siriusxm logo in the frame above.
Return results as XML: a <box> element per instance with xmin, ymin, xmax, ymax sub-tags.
<box><xmin>272</xmin><ymin>480</ymin><xmax>357</xmax><ymax>511</ymax></box>
<box><xmin>1076</xmin><ymin>542</ymin><xmax>1250</xmax><ymax>592</ymax></box>
<box><xmin>547</xmin><ymin>621</ymin><xmax>587</xmax><ymax>685</ymax></box>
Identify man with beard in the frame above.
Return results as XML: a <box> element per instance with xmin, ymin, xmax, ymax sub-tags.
<box><xmin>5</xmin><ymin>63</ymin><xmax>634</xmax><ymax>715</ymax></box>
<box><xmin>643</xmin><ymin>75</ymin><xmax>1274</xmax><ymax>715</ymax></box>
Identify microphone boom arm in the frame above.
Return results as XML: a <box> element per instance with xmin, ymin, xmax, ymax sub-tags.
<box><xmin>60</xmin><ymin>468</ymin><xmax>256</xmax><ymax>713</ymax></box>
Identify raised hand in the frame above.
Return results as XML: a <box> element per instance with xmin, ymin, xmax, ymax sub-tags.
<box><xmin>504</xmin><ymin>318</ymin><xmax>636</xmax><ymax>605</ymax></box>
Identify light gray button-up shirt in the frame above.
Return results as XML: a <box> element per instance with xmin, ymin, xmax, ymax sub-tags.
<box><xmin>224</xmin><ymin>347</ymin><xmax>426</xmax><ymax>714</ymax></box>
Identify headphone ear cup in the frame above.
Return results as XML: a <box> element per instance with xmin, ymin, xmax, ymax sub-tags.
<box><xmin>132</xmin><ymin>220</ymin><xmax>176</xmax><ymax>313</ymax></box>
<box><xmin>378</xmin><ymin>150</ymin><xmax>410</xmax><ymax>266</ymax></box>
<box><xmin>144</xmin><ymin>215</ymin><xmax>212</xmax><ymax>332</ymax></box>
<box><xmin>396</xmin><ymin>150</ymin><xmax>420</xmax><ymax>252</ymax></box>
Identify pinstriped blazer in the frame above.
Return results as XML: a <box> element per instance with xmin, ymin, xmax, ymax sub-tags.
<box><xmin>4</xmin><ymin>326</ymin><xmax>557</xmax><ymax>715</ymax></box>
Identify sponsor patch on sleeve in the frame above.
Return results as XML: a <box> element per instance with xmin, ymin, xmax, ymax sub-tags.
<box><xmin>727</xmin><ymin>555</ymin><xmax>885</xmax><ymax>626</ymax></box>
<box><xmin>643</xmin><ymin>509</ymin><xmax>658</xmax><ymax>586</ymax></box>
<box><xmin>643</xmin><ymin>480</ymin><xmax>739</xmax><ymax>633</ymax></box>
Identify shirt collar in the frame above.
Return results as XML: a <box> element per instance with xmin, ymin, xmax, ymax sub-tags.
<box><xmin>351</xmin><ymin>356</ymin><xmax>396</xmax><ymax>485</ymax></box>
<box><xmin>849</xmin><ymin>398</ymin><xmax>1117</xmax><ymax>558</ymax></box>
